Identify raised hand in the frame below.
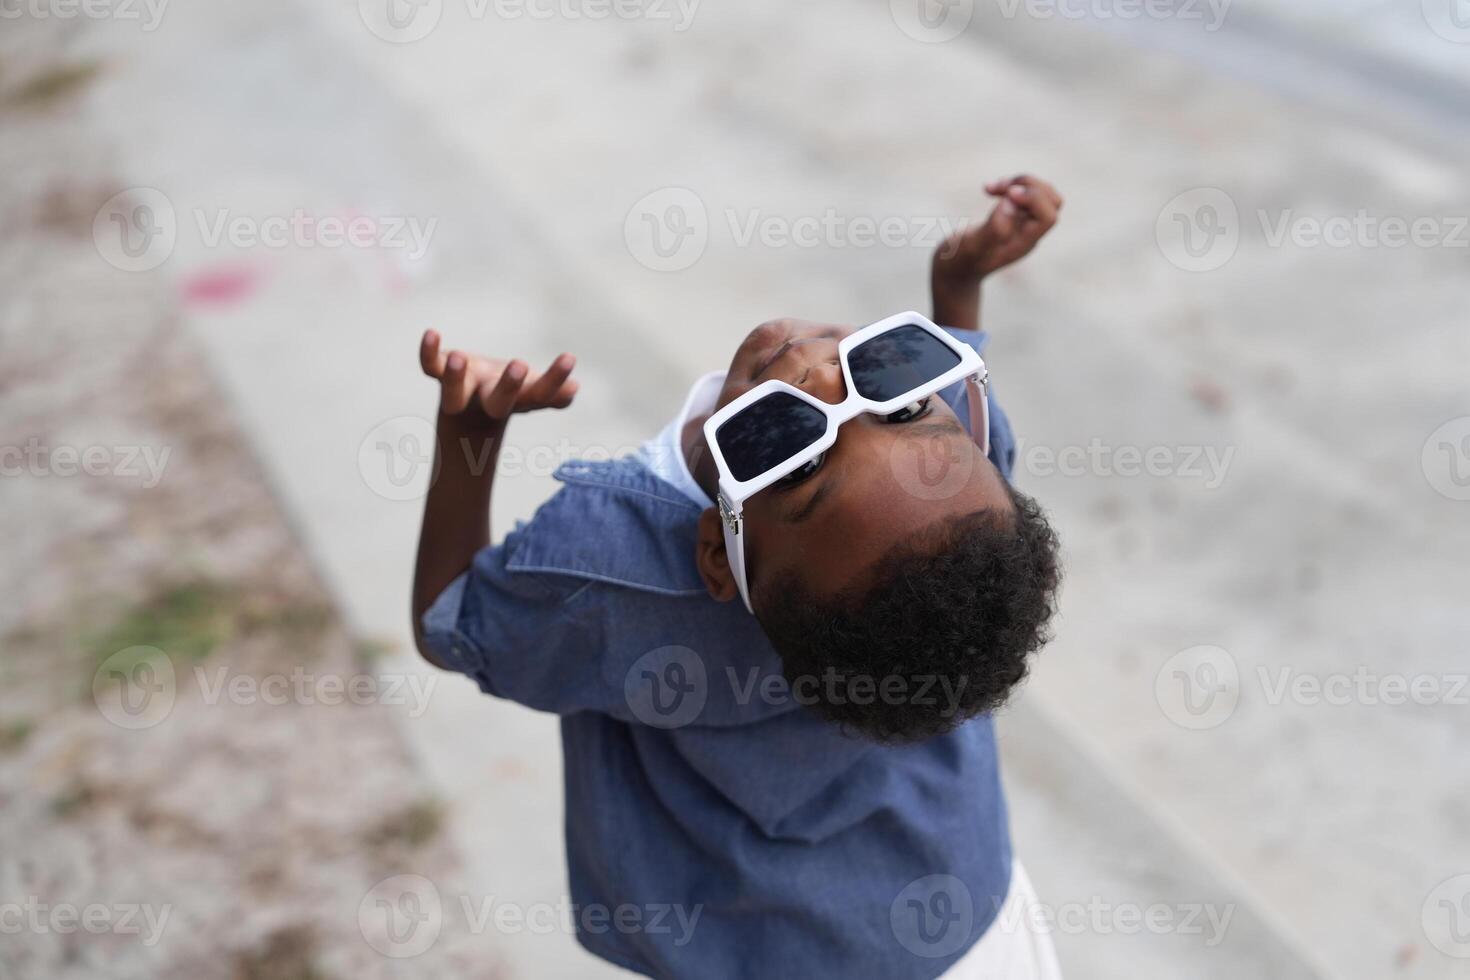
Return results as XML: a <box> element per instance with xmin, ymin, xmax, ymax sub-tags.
<box><xmin>934</xmin><ymin>174</ymin><xmax>1064</xmax><ymax>284</ymax></box>
<box><xmin>419</xmin><ymin>329</ymin><xmax>579</xmax><ymax>430</ymax></box>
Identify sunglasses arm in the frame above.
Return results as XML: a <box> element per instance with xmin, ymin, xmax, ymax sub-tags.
<box><xmin>717</xmin><ymin>493</ymin><xmax>755</xmax><ymax>614</ymax></box>
<box><xmin>967</xmin><ymin>370</ymin><xmax>992</xmax><ymax>458</ymax></box>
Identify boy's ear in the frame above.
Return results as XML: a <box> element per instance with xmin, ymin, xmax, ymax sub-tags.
<box><xmin>695</xmin><ymin>508</ymin><xmax>740</xmax><ymax>603</ymax></box>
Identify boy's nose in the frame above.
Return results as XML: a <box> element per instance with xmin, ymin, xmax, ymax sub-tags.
<box><xmin>799</xmin><ymin>360</ymin><xmax>847</xmax><ymax>404</ymax></box>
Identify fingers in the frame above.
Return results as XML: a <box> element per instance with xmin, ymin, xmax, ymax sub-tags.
<box><xmin>1007</xmin><ymin>175</ymin><xmax>1064</xmax><ymax>220</ymax></box>
<box><xmin>1007</xmin><ymin>183</ymin><xmax>1060</xmax><ymax>228</ymax></box>
<box><xmin>420</xmin><ymin>329</ymin><xmax>447</xmax><ymax>378</ymax></box>
<box><xmin>440</xmin><ymin>351</ymin><xmax>476</xmax><ymax>414</ymax></box>
<box><xmin>524</xmin><ymin>353</ymin><xmax>577</xmax><ymax>409</ymax></box>
<box><xmin>479</xmin><ymin>359</ymin><xmax>529</xmax><ymax>420</ymax></box>
<box><xmin>981</xmin><ymin>175</ymin><xmax>1063</xmax><ymax>237</ymax></box>
<box><xmin>987</xmin><ymin>196</ymin><xmax>1018</xmax><ymax>239</ymax></box>
<box><xmin>425</xmin><ymin>337</ymin><xmax>579</xmax><ymax>418</ymax></box>
<box><xmin>553</xmin><ymin>378</ymin><xmax>581</xmax><ymax>409</ymax></box>
<box><xmin>986</xmin><ymin>175</ymin><xmax>1064</xmax><ymax>214</ymax></box>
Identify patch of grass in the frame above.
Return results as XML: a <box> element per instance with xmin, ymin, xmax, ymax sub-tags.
<box><xmin>0</xmin><ymin>719</ymin><xmax>34</xmax><ymax>753</ymax></box>
<box><xmin>79</xmin><ymin>579</ymin><xmax>339</xmax><ymax>696</ymax></box>
<box><xmin>365</xmin><ymin>798</ymin><xmax>445</xmax><ymax>850</ymax></box>
<box><xmin>51</xmin><ymin>780</ymin><xmax>99</xmax><ymax>819</ymax></box>
<box><xmin>352</xmin><ymin>636</ymin><xmax>398</xmax><ymax>666</ymax></box>
<box><xmin>89</xmin><ymin>581</ymin><xmax>237</xmax><ymax>666</ymax></box>
<box><xmin>5</xmin><ymin>60</ymin><xmax>104</xmax><ymax>110</ymax></box>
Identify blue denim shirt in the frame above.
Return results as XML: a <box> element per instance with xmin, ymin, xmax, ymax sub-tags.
<box><xmin>422</xmin><ymin>329</ymin><xmax>1020</xmax><ymax>979</ymax></box>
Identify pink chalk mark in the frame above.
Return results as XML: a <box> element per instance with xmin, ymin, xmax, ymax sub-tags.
<box><xmin>180</xmin><ymin>263</ymin><xmax>268</xmax><ymax>309</ymax></box>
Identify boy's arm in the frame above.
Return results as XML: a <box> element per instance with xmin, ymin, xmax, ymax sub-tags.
<box><xmin>931</xmin><ymin>174</ymin><xmax>1063</xmax><ymax>332</ymax></box>
<box><xmin>411</xmin><ymin>330</ymin><xmax>579</xmax><ymax>667</ymax></box>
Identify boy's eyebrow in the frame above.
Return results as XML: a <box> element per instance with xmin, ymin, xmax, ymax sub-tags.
<box><xmin>903</xmin><ymin>418</ymin><xmax>968</xmax><ymax>440</ymax></box>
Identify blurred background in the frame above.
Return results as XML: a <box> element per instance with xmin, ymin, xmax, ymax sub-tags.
<box><xmin>1</xmin><ymin>0</ymin><xmax>1467</xmax><ymax>977</ymax></box>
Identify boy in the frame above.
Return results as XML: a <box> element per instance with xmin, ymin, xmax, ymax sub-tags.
<box><xmin>412</xmin><ymin>175</ymin><xmax>1065</xmax><ymax>979</ymax></box>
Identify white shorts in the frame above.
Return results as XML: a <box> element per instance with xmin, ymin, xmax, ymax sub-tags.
<box><xmin>938</xmin><ymin>861</ymin><xmax>1064</xmax><ymax>980</ymax></box>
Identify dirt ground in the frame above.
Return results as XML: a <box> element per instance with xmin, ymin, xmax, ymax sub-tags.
<box><xmin>0</xmin><ymin>26</ymin><xmax>495</xmax><ymax>980</ymax></box>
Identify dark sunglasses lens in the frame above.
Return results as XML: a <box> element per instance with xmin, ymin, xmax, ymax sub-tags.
<box><xmin>848</xmin><ymin>324</ymin><xmax>961</xmax><ymax>402</ymax></box>
<box><xmin>716</xmin><ymin>392</ymin><xmax>828</xmax><ymax>482</ymax></box>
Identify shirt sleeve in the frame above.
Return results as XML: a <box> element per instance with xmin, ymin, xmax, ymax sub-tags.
<box><xmin>418</xmin><ymin>525</ymin><xmax>611</xmax><ymax>715</ymax></box>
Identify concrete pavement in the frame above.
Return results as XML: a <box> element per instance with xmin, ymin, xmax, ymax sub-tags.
<box><xmin>66</xmin><ymin>0</ymin><xmax>1470</xmax><ymax>976</ymax></box>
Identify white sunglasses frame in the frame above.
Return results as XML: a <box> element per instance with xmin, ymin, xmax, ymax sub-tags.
<box><xmin>702</xmin><ymin>312</ymin><xmax>991</xmax><ymax>614</ymax></box>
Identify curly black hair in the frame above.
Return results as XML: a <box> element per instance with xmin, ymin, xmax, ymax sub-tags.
<box><xmin>754</xmin><ymin>483</ymin><xmax>1061</xmax><ymax>744</ymax></box>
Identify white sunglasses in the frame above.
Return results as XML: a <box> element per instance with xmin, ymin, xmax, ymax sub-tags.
<box><xmin>702</xmin><ymin>312</ymin><xmax>991</xmax><ymax>613</ymax></box>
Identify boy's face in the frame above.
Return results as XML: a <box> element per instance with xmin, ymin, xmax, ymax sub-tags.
<box><xmin>697</xmin><ymin>319</ymin><xmax>1014</xmax><ymax>605</ymax></box>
